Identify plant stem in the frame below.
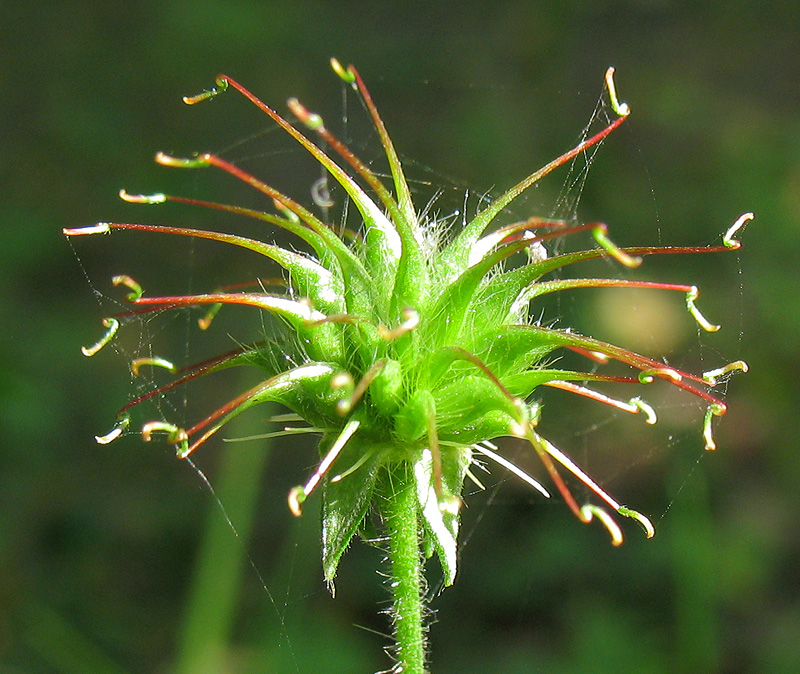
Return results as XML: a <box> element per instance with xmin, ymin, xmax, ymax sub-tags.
<box><xmin>385</xmin><ymin>463</ymin><xmax>426</xmax><ymax>674</ymax></box>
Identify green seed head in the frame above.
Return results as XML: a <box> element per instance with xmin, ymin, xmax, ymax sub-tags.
<box><xmin>66</xmin><ymin>63</ymin><xmax>749</xmax><ymax>585</ymax></box>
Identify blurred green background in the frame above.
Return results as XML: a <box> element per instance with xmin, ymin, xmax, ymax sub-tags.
<box><xmin>2</xmin><ymin>2</ymin><xmax>798</xmax><ymax>673</ymax></box>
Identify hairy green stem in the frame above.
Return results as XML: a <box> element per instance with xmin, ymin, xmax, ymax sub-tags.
<box><xmin>385</xmin><ymin>463</ymin><xmax>426</xmax><ymax>674</ymax></box>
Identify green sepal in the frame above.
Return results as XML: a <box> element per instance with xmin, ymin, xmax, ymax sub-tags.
<box><xmin>424</xmin><ymin>238</ymin><xmax>531</xmax><ymax>345</ymax></box>
<box><xmin>433</xmin><ymin>375</ymin><xmax>520</xmax><ymax>439</ymax></box>
<box><xmin>369</xmin><ymin>358</ymin><xmax>404</xmax><ymax>415</ymax></box>
<box><xmin>470</xmin><ymin>262</ymin><xmax>547</xmax><ymax>325</ymax></box>
<box><xmin>361</xmin><ymin>226</ymin><xmax>400</xmax><ymax>316</ymax></box>
<box><xmin>321</xmin><ymin>436</ymin><xmax>383</xmax><ymax>583</ymax></box>
<box><xmin>294</xmin><ymin>322</ymin><xmax>344</xmax><ymax>364</ymax></box>
<box><xmin>502</xmin><ymin>324</ymin><xmax>636</xmax><ymax>364</ymax></box>
<box><xmin>438</xmin><ymin>409</ymin><xmax>515</xmax><ymax>447</ymax></box>
<box><xmin>474</xmin><ymin>247</ymin><xmax>620</xmax><ymax>327</ymax></box>
<box><xmin>394</xmin><ymin>389</ymin><xmax>431</xmax><ymax>444</ymax></box>
<box><xmin>414</xmin><ymin>444</ymin><xmax>471</xmax><ymax>586</ymax></box>
<box><xmin>190</xmin><ymin>363</ymin><xmax>347</xmax><ymax>448</ymax></box>
<box><xmin>468</xmin><ymin>327</ymin><xmax>559</xmax><ymax>379</ymax></box>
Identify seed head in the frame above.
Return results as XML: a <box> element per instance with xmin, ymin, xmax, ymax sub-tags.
<box><xmin>65</xmin><ymin>64</ymin><xmax>749</xmax><ymax>584</ymax></box>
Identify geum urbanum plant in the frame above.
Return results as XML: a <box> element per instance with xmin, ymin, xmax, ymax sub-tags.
<box><xmin>66</xmin><ymin>61</ymin><xmax>750</xmax><ymax>673</ymax></box>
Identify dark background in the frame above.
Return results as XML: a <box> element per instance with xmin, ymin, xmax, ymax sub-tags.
<box><xmin>3</xmin><ymin>2</ymin><xmax>799</xmax><ymax>673</ymax></box>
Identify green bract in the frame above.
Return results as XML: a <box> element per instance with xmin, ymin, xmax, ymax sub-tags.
<box><xmin>67</xmin><ymin>62</ymin><xmax>749</xmax><ymax>591</ymax></box>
